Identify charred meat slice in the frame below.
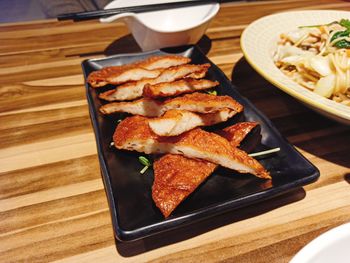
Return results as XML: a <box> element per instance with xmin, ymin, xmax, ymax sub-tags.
<box><xmin>143</xmin><ymin>78</ymin><xmax>219</xmax><ymax>99</ymax></box>
<box><xmin>162</xmin><ymin>92</ymin><xmax>243</xmax><ymax>114</ymax></box>
<box><xmin>152</xmin><ymin>122</ymin><xmax>260</xmax><ymax>217</ymax></box>
<box><xmin>153</xmin><ymin>155</ymin><xmax>216</xmax><ymax>218</ymax></box>
<box><xmin>88</xmin><ymin>55</ymin><xmax>190</xmax><ymax>88</ymax></box>
<box><xmin>217</xmin><ymin>122</ymin><xmax>259</xmax><ymax>148</ymax></box>
<box><xmin>113</xmin><ymin>115</ymin><xmax>270</xmax><ymax>179</ymax></box>
<box><xmin>99</xmin><ymin>64</ymin><xmax>210</xmax><ymax>101</ymax></box>
<box><xmin>148</xmin><ymin>109</ymin><xmax>236</xmax><ymax>136</ymax></box>
<box><xmin>100</xmin><ymin>92</ymin><xmax>243</xmax><ymax>116</ymax></box>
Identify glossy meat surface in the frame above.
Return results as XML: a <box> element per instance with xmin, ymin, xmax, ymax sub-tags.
<box><xmin>98</xmin><ymin>64</ymin><xmax>210</xmax><ymax>101</ymax></box>
<box><xmin>143</xmin><ymin>78</ymin><xmax>218</xmax><ymax>99</ymax></box>
<box><xmin>87</xmin><ymin>55</ymin><xmax>190</xmax><ymax>88</ymax></box>
<box><xmin>152</xmin><ymin>122</ymin><xmax>260</xmax><ymax>217</ymax></box>
<box><xmin>113</xmin><ymin>116</ymin><xmax>270</xmax><ymax>179</ymax></box>
<box><xmin>100</xmin><ymin>92</ymin><xmax>243</xmax><ymax>116</ymax></box>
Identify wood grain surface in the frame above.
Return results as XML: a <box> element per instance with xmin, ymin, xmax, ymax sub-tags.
<box><xmin>1</xmin><ymin>0</ymin><xmax>350</xmax><ymax>262</ymax></box>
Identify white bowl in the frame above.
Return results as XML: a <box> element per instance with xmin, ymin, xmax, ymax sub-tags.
<box><xmin>290</xmin><ymin>222</ymin><xmax>350</xmax><ymax>263</ymax></box>
<box><xmin>241</xmin><ymin>10</ymin><xmax>350</xmax><ymax>125</ymax></box>
<box><xmin>101</xmin><ymin>0</ymin><xmax>219</xmax><ymax>51</ymax></box>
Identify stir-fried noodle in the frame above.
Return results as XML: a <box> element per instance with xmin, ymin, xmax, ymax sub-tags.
<box><xmin>274</xmin><ymin>19</ymin><xmax>350</xmax><ymax>106</ymax></box>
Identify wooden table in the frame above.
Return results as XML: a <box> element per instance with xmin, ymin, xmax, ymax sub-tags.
<box><xmin>1</xmin><ymin>0</ymin><xmax>350</xmax><ymax>262</ymax></box>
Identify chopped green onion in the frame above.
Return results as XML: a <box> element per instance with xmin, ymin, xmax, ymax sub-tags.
<box><xmin>340</xmin><ymin>19</ymin><xmax>350</xmax><ymax>30</ymax></box>
<box><xmin>298</xmin><ymin>21</ymin><xmax>336</xmax><ymax>29</ymax></box>
<box><xmin>331</xmin><ymin>30</ymin><xmax>350</xmax><ymax>48</ymax></box>
<box><xmin>298</xmin><ymin>24</ymin><xmax>322</xmax><ymax>29</ymax></box>
<box><xmin>139</xmin><ymin>156</ymin><xmax>152</xmax><ymax>174</ymax></box>
<box><xmin>207</xmin><ymin>90</ymin><xmax>217</xmax><ymax>96</ymax></box>
<box><xmin>140</xmin><ymin>165</ymin><xmax>149</xmax><ymax>174</ymax></box>
<box><xmin>248</xmin><ymin>147</ymin><xmax>281</xmax><ymax>157</ymax></box>
<box><xmin>139</xmin><ymin>156</ymin><xmax>151</xmax><ymax>166</ymax></box>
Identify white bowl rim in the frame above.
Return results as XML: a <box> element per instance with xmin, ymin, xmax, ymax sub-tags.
<box><xmin>241</xmin><ymin>10</ymin><xmax>350</xmax><ymax>124</ymax></box>
<box><xmin>290</xmin><ymin>222</ymin><xmax>350</xmax><ymax>263</ymax></box>
<box><xmin>103</xmin><ymin>1</ymin><xmax>220</xmax><ymax>33</ymax></box>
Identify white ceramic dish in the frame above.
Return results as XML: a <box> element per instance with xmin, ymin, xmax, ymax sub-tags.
<box><xmin>241</xmin><ymin>10</ymin><xmax>350</xmax><ymax>125</ymax></box>
<box><xmin>101</xmin><ymin>0</ymin><xmax>219</xmax><ymax>51</ymax></box>
<box><xmin>290</xmin><ymin>222</ymin><xmax>350</xmax><ymax>263</ymax></box>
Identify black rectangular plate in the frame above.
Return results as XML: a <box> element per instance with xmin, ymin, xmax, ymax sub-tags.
<box><xmin>81</xmin><ymin>45</ymin><xmax>319</xmax><ymax>242</ymax></box>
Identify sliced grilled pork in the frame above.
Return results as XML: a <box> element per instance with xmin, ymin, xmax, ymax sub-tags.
<box><xmin>152</xmin><ymin>122</ymin><xmax>259</xmax><ymax>217</ymax></box>
<box><xmin>100</xmin><ymin>92</ymin><xmax>243</xmax><ymax>116</ymax></box>
<box><xmin>148</xmin><ymin>109</ymin><xmax>236</xmax><ymax>136</ymax></box>
<box><xmin>113</xmin><ymin>115</ymin><xmax>270</xmax><ymax>179</ymax></box>
<box><xmin>88</xmin><ymin>55</ymin><xmax>190</xmax><ymax>88</ymax></box>
<box><xmin>143</xmin><ymin>78</ymin><xmax>219</xmax><ymax>99</ymax></box>
<box><xmin>99</xmin><ymin>64</ymin><xmax>210</xmax><ymax>101</ymax></box>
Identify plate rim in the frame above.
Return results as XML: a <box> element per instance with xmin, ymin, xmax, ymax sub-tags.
<box><xmin>240</xmin><ymin>9</ymin><xmax>350</xmax><ymax>124</ymax></box>
<box><xmin>290</xmin><ymin>222</ymin><xmax>350</xmax><ymax>263</ymax></box>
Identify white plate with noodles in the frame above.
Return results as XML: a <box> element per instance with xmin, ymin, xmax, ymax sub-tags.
<box><xmin>241</xmin><ymin>10</ymin><xmax>350</xmax><ymax>125</ymax></box>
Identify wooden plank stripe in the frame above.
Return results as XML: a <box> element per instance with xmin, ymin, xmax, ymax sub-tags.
<box><xmin>221</xmin><ymin>0</ymin><xmax>340</xmax><ymax>7</ymax></box>
<box><xmin>0</xmin><ymin>22</ymin><xmax>122</xmax><ymax>39</ymax></box>
<box><xmin>0</xmin><ymin>100</ymin><xmax>87</xmax><ymax>117</ymax></box>
<box><xmin>0</xmin><ymin>179</ymin><xmax>103</xmax><ymax>212</ymax></box>
<box><xmin>53</xmin><ymin>181</ymin><xmax>350</xmax><ymax>263</ymax></box>
<box><xmin>0</xmin><ymin>19</ymin><xmax>56</xmax><ymax>28</ymax></box>
<box><xmin>0</xmin><ymin>42</ymin><xmax>110</xmax><ymax>57</ymax></box>
<box><xmin>53</xmin><ymin>246</ymin><xmax>117</xmax><ymax>263</ymax></box>
<box><xmin>290</xmin><ymin>3</ymin><xmax>350</xmax><ymax>10</ymax></box>
<box><xmin>23</xmin><ymin>74</ymin><xmax>84</xmax><ymax>87</ymax></box>
<box><xmin>288</xmin><ymin>126</ymin><xmax>349</xmax><ymax>144</ymax></box>
<box><xmin>207</xmin><ymin>25</ymin><xmax>247</xmax><ymax>33</ymax></box>
<box><xmin>0</xmin><ymin>57</ymin><xmax>85</xmax><ymax>75</ymax></box>
<box><xmin>0</xmin><ymin>209</ymin><xmax>112</xmax><ymax>252</ymax></box>
<box><xmin>0</xmin><ymin>208</ymin><xmax>108</xmax><ymax>238</ymax></box>
<box><xmin>153</xmin><ymin>208</ymin><xmax>350</xmax><ymax>263</ymax></box>
<box><xmin>0</xmin><ymin>213</ymin><xmax>114</xmax><ymax>262</ymax></box>
<box><xmin>210</xmin><ymin>53</ymin><xmax>243</xmax><ymax>65</ymax></box>
<box><xmin>164</xmin><ymin>182</ymin><xmax>350</xmax><ymax>251</ymax></box>
<box><xmin>0</xmin><ymin>133</ymin><xmax>97</xmax><ymax>173</ymax></box>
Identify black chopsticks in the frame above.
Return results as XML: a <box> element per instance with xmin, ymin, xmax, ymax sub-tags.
<box><xmin>57</xmin><ymin>0</ymin><xmax>218</xmax><ymax>21</ymax></box>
